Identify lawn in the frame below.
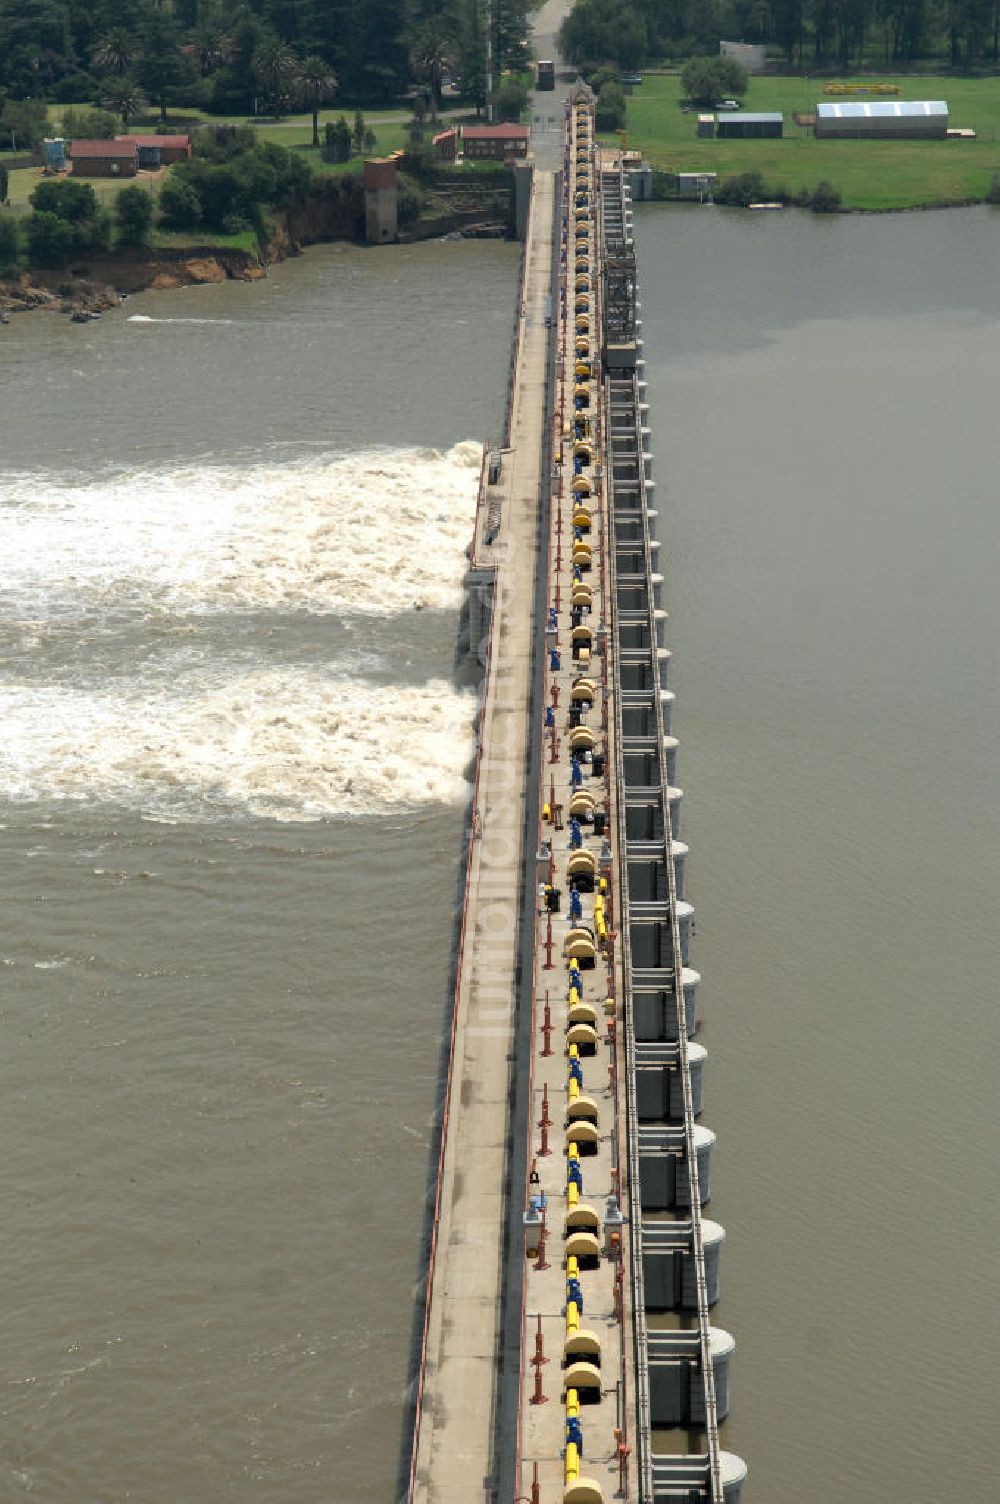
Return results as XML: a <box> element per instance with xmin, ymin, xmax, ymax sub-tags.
<box><xmin>32</xmin><ymin>102</ymin><xmax>451</xmax><ymax>143</ymax></box>
<box><xmin>3</xmin><ymin>162</ymin><xmax>160</xmax><ymax>213</ymax></box>
<box><xmin>611</xmin><ymin>72</ymin><xmax>1000</xmax><ymax>208</ymax></box>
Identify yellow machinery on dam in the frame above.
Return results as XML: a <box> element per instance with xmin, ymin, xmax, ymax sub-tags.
<box><xmin>406</xmin><ymin>93</ymin><xmax>747</xmax><ymax>1504</ymax></box>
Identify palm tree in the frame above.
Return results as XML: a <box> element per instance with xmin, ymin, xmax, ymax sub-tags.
<box><xmin>103</xmin><ymin>78</ymin><xmax>147</xmax><ymax>133</ymax></box>
<box><xmin>194</xmin><ymin>25</ymin><xmax>232</xmax><ymax>77</ymax></box>
<box><xmin>297</xmin><ymin>55</ymin><xmax>338</xmax><ymax>146</ymax></box>
<box><xmin>409</xmin><ymin>23</ymin><xmax>455</xmax><ymax>123</ymax></box>
<box><xmin>252</xmin><ymin>40</ymin><xmax>301</xmax><ymax>119</ymax></box>
<box><xmin>92</xmin><ymin>27</ymin><xmax>137</xmax><ymax>76</ymax></box>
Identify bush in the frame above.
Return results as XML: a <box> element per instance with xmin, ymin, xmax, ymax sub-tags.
<box><xmin>30</xmin><ymin>178</ymin><xmax>98</xmax><ymax>222</ymax></box>
<box><xmin>221</xmin><ymin>211</ymin><xmax>254</xmax><ymax>235</ymax></box>
<box><xmin>195</xmin><ymin>124</ymin><xmax>258</xmax><ymax>162</ymax></box>
<box><xmin>115</xmin><ymin>185</ymin><xmax>154</xmax><ymax>246</ymax></box>
<box><xmin>159</xmin><ymin>175</ymin><xmax>203</xmax><ymax>229</ymax></box>
<box><xmin>681</xmin><ymin>56</ymin><xmax>748</xmax><ymax>107</ymax></box>
<box><xmin>25</xmin><ymin>211</ymin><xmax>76</xmax><ymax>267</ymax></box>
<box><xmin>986</xmin><ymin>173</ymin><xmax>1000</xmax><ymax>205</ymax></box>
<box><xmin>587</xmin><ymin>65</ymin><xmax>621</xmax><ymax>92</ymax></box>
<box><xmin>397</xmin><ymin>173</ymin><xmax>424</xmax><ymax>224</ymax></box>
<box><xmin>61</xmin><ymin>107</ymin><xmax>118</xmax><ymax>140</ymax></box>
<box><xmin>0</xmin><ymin>98</ymin><xmax>50</xmax><ymax>150</ymax></box>
<box><xmin>716</xmin><ymin>171</ymin><xmax>765</xmax><ymax>207</ymax></box>
<box><xmin>595</xmin><ymin>81</ymin><xmax>626</xmax><ymax>131</ymax></box>
<box><xmin>160</xmin><ymin>140</ymin><xmax>313</xmax><ymax>234</ymax></box>
<box><xmin>0</xmin><ymin>215</ymin><xmax>20</xmax><ymax>272</ymax></box>
<box><xmin>810</xmin><ymin>180</ymin><xmax>842</xmax><ymax>213</ymax></box>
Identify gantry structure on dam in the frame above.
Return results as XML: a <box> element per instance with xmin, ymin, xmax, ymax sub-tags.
<box><xmin>405</xmin><ymin>88</ymin><xmax>748</xmax><ymax>1504</ymax></box>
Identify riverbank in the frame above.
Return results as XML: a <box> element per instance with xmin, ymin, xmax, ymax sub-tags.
<box><xmin>0</xmin><ymin>187</ymin><xmax>511</xmax><ymax>323</ymax></box>
<box><xmin>610</xmin><ymin>71</ymin><xmax>1000</xmax><ymax>210</ymax></box>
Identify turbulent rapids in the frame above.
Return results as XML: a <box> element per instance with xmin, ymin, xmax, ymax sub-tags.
<box><xmin>0</xmin><ymin>442</ymin><xmax>483</xmax><ymax>617</ymax></box>
<box><xmin>0</xmin><ymin>443</ymin><xmax>482</xmax><ymax>819</ymax></box>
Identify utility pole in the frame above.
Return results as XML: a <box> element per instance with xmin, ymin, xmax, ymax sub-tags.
<box><xmin>485</xmin><ymin>0</ymin><xmax>494</xmax><ymax>124</ymax></box>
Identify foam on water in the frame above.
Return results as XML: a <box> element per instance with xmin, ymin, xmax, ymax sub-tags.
<box><xmin>0</xmin><ymin>442</ymin><xmax>482</xmax><ymax>617</ymax></box>
<box><xmin>0</xmin><ymin>669</ymin><xmax>475</xmax><ymax>821</ymax></box>
<box><xmin>127</xmin><ymin>314</ymin><xmax>236</xmax><ymax>325</ymax></box>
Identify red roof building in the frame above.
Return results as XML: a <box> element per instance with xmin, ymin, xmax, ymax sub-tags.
<box><xmin>69</xmin><ymin>138</ymin><xmax>139</xmax><ymax>177</ymax></box>
<box><xmin>433</xmin><ymin>127</ymin><xmax>458</xmax><ymax>161</ymax></box>
<box><xmin>119</xmin><ymin>134</ymin><xmax>193</xmax><ymax>164</ymax></box>
<box><xmin>461</xmin><ymin>123</ymin><xmax>530</xmax><ymax>160</ymax></box>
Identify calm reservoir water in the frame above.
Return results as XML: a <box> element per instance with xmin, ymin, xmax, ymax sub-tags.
<box><xmin>636</xmin><ymin>205</ymin><xmax>1000</xmax><ymax>1501</ymax></box>
<box><xmin>2</xmin><ymin>206</ymin><xmax>998</xmax><ymax>1504</ymax></box>
<box><xmin>0</xmin><ymin>240</ymin><xmax>518</xmax><ymax>1502</ymax></box>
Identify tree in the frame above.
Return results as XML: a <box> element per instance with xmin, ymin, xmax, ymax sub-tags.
<box><xmin>92</xmin><ymin>25</ymin><xmax>136</xmax><ymax>74</ymax></box>
<box><xmin>0</xmin><ymin>214</ymin><xmax>18</xmax><ymax>271</ymax></box>
<box><xmin>297</xmin><ymin>53</ymin><xmax>338</xmax><ymax>146</ymax></box>
<box><xmin>680</xmin><ymin>56</ymin><xmax>748</xmax><ymax>106</ymax></box>
<box><xmin>0</xmin><ymin>0</ymin><xmax>71</xmax><ymax>95</ymax></box>
<box><xmin>116</xmin><ymin>183</ymin><xmax>153</xmax><ymax>245</ymax></box>
<box><xmin>193</xmin><ymin>24</ymin><xmax>232</xmax><ymax>76</ymax></box>
<box><xmin>494</xmin><ymin>0</ymin><xmax>532</xmax><ymax>72</ymax></box>
<box><xmin>159</xmin><ymin>173</ymin><xmax>202</xmax><ymax>229</ymax></box>
<box><xmin>352</xmin><ymin>109</ymin><xmax>365</xmax><ymax>156</ymax></box>
<box><xmin>0</xmin><ymin>97</ymin><xmax>50</xmax><ymax>150</ymax></box>
<box><xmin>559</xmin><ymin>0</ymin><xmax>649</xmax><ymax>69</ymax></box>
<box><xmin>0</xmin><ymin>163</ymin><xmax>9</xmax><ymax>204</ymax></box>
<box><xmin>138</xmin><ymin>11</ymin><xmax>192</xmax><ymax>122</ymax></box>
<box><xmin>103</xmin><ymin>77</ymin><xmax>147</xmax><ymax>132</ymax></box>
<box><xmin>409</xmin><ymin>21</ymin><xmax>456</xmax><ymax>122</ymax></box>
<box><xmin>595</xmin><ymin>81</ymin><xmax>626</xmax><ymax>131</ymax></box>
<box><xmin>494</xmin><ymin>75</ymin><xmax>528</xmax><ymax>123</ymax></box>
<box><xmin>25</xmin><ymin>209</ymin><xmax>75</xmax><ymax>267</ymax></box>
<box><xmin>252</xmin><ymin>40</ymin><xmax>300</xmax><ymax>117</ymax></box>
<box><xmin>324</xmin><ymin>116</ymin><xmax>352</xmax><ymax>163</ymax></box>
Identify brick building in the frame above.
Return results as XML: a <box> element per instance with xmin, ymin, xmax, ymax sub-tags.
<box><xmin>119</xmin><ymin>134</ymin><xmax>193</xmax><ymax>168</ymax></box>
<box><xmin>69</xmin><ymin>139</ymin><xmax>139</xmax><ymax>177</ymax></box>
<box><xmin>461</xmin><ymin>123</ymin><xmax>530</xmax><ymax>161</ymax></box>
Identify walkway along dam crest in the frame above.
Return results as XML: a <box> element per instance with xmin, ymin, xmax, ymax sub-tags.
<box><xmin>405</xmin><ymin>95</ymin><xmax>749</xmax><ymax>1504</ymax></box>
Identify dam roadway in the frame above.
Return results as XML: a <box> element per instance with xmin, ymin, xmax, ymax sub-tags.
<box><xmin>406</xmin><ymin>92</ymin><xmax>748</xmax><ymax>1504</ymax></box>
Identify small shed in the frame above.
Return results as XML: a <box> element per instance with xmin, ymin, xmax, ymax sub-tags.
<box><xmin>677</xmin><ymin>172</ymin><xmax>718</xmax><ymax>199</ymax></box>
<box><xmin>43</xmin><ymin>138</ymin><xmax>67</xmax><ymax>172</ymax></box>
<box><xmin>69</xmin><ymin>138</ymin><xmax>138</xmax><ymax>177</ymax></box>
<box><xmin>461</xmin><ymin>123</ymin><xmax>530</xmax><ymax>160</ymax></box>
<box><xmin>696</xmin><ymin>114</ymin><xmax>715</xmax><ymax>138</ymax></box>
<box><xmin>715</xmin><ymin>112</ymin><xmax>784</xmax><ymax>139</ymax></box>
<box><xmin>720</xmin><ymin>40</ymin><xmax>766</xmax><ymax>72</ymax></box>
<box><xmin>120</xmin><ymin>133</ymin><xmax>192</xmax><ymax>166</ymax></box>
<box><xmin>814</xmin><ymin>100</ymin><xmax>948</xmax><ymax>139</ymax></box>
<box><xmin>432</xmin><ymin>127</ymin><xmax>457</xmax><ymax>161</ymax></box>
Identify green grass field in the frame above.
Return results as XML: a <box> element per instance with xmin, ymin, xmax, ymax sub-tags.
<box><xmin>3</xmin><ymin>162</ymin><xmax>145</xmax><ymax>213</ymax></box>
<box><xmin>610</xmin><ymin>72</ymin><xmax>1000</xmax><ymax>208</ymax></box>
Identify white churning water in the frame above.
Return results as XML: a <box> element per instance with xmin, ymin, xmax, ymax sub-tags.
<box><xmin>0</xmin><ymin>441</ymin><xmax>482</xmax><ymax>820</ymax></box>
<box><xmin>0</xmin><ymin>671</ymin><xmax>475</xmax><ymax>821</ymax></box>
<box><xmin>0</xmin><ymin>440</ymin><xmax>482</xmax><ymax>618</ymax></box>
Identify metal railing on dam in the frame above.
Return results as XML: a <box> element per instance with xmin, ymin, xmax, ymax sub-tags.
<box><xmin>404</xmin><ymin>100</ymin><xmax>747</xmax><ymax>1504</ymax></box>
<box><xmin>600</xmin><ymin>160</ymin><xmax>748</xmax><ymax>1503</ymax></box>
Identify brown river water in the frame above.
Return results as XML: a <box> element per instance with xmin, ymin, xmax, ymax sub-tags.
<box><xmin>1</xmin><ymin>207</ymin><xmax>998</xmax><ymax>1501</ymax></box>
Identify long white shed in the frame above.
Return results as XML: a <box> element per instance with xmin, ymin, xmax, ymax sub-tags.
<box><xmin>814</xmin><ymin>100</ymin><xmax>949</xmax><ymax>138</ymax></box>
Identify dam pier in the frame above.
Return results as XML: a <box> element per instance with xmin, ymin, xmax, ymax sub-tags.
<box><xmin>407</xmin><ymin>93</ymin><xmax>748</xmax><ymax>1504</ymax></box>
